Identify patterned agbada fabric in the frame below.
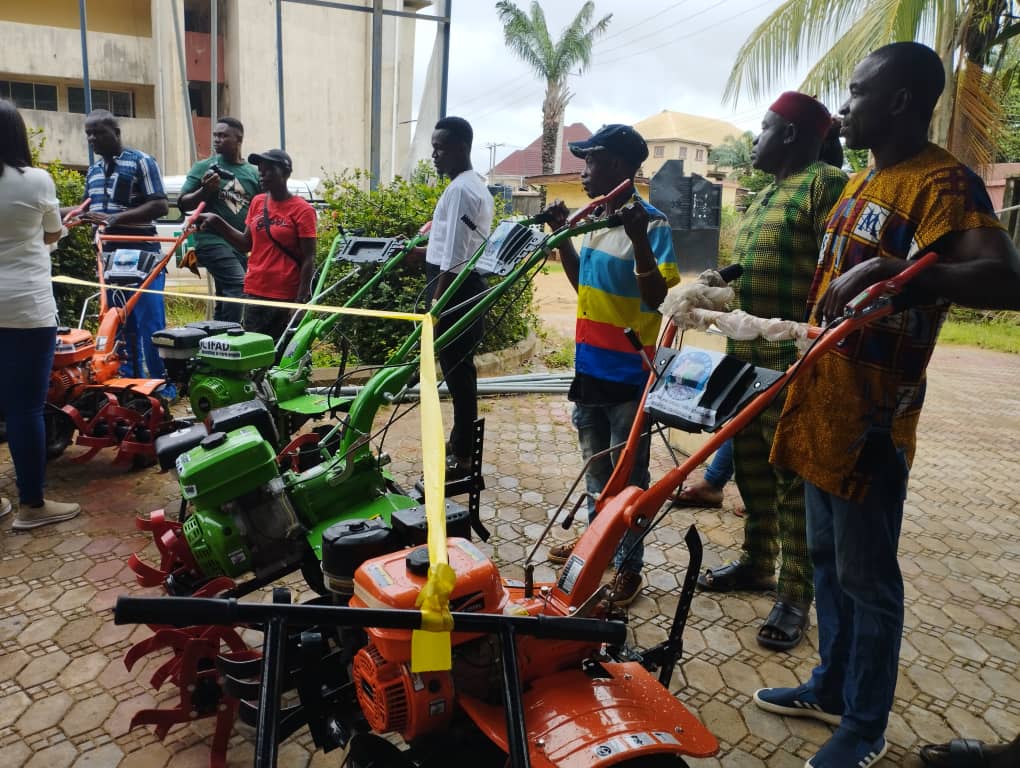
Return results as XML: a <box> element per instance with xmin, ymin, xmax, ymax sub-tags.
<box><xmin>575</xmin><ymin>195</ymin><xmax>680</xmax><ymax>388</ymax></box>
<box><xmin>727</xmin><ymin>161</ymin><xmax>848</xmax><ymax>371</ymax></box>
<box><xmin>770</xmin><ymin>143</ymin><xmax>1003</xmax><ymax>501</ymax></box>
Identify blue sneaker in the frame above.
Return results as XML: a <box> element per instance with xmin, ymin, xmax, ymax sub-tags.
<box><xmin>754</xmin><ymin>684</ymin><xmax>842</xmax><ymax>725</ymax></box>
<box><xmin>806</xmin><ymin>728</ymin><xmax>888</xmax><ymax>767</ymax></box>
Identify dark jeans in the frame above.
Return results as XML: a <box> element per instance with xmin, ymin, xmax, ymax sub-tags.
<box><xmin>572</xmin><ymin>399</ymin><xmax>651</xmax><ymax>574</ymax></box>
<box><xmin>425</xmin><ymin>264</ymin><xmax>485</xmax><ymax>461</ymax></box>
<box><xmin>806</xmin><ymin>448</ymin><xmax>909</xmax><ymax>740</ymax></box>
<box><xmin>197</xmin><ymin>242</ymin><xmax>247</xmax><ymax>323</ymax></box>
<box><xmin>243</xmin><ymin>296</ymin><xmax>296</xmax><ymax>345</ymax></box>
<box><xmin>0</xmin><ymin>326</ymin><xmax>56</xmax><ymax>504</ymax></box>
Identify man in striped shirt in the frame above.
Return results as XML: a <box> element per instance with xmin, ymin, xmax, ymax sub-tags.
<box><xmin>541</xmin><ymin>123</ymin><xmax>680</xmax><ymax>606</ymax></box>
<box><xmin>79</xmin><ymin>109</ymin><xmax>169</xmax><ymax>381</ymax></box>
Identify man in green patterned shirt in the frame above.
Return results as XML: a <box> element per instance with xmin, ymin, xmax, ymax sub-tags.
<box><xmin>697</xmin><ymin>92</ymin><xmax>848</xmax><ymax>651</ymax></box>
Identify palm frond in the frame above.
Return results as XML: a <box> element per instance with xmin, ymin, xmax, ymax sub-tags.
<box><xmin>798</xmin><ymin>0</ymin><xmax>905</xmax><ymax>109</ymax></box>
<box><xmin>948</xmin><ymin>59</ymin><xmax>1004</xmax><ymax>171</ymax></box>
<box><xmin>723</xmin><ymin>0</ymin><xmax>875</xmax><ymax>105</ymax></box>
<box><xmin>553</xmin><ymin>2</ymin><xmax>612</xmax><ymax>77</ymax></box>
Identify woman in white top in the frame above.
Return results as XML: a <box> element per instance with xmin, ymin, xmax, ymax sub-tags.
<box><xmin>0</xmin><ymin>100</ymin><xmax>80</xmax><ymax>529</ymax></box>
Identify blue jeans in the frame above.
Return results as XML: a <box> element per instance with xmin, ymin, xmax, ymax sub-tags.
<box><xmin>197</xmin><ymin>242</ymin><xmax>247</xmax><ymax>323</ymax></box>
<box><xmin>113</xmin><ymin>268</ymin><xmax>167</xmax><ymax>379</ymax></box>
<box><xmin>572</xmin><ymin>400</ymin><xmax>650</xmax><ymax>574</ymax></box>
<box><xmin>805</xmin><ymin>447</ymin><xmax>909</xmax><ymax>740</ymax></box>
<box><xmin>0</xmin><ymin>327</ymin><xmax>56</xmax><ymax>504</ymax></box>
<box><xmin>704</xmin><ymin>438</ymin><xmax>734</xmax><ymax>488</ymax></box>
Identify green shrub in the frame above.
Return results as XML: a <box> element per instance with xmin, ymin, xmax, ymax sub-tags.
<box><xmin>29</xmin><ymin>130</ymin><xmax>96</xmax><ymax>326</ymax></box>
<box><xmin>313</xmin><ymin>163</ymin><xmax>536</xmax><ymax>363</ymax></box>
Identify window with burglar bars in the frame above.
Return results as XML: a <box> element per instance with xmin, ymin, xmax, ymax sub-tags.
<box><xmin>0</xmin><ymin>80</ymin><xmax>58</xmax><ymax>111</ymax></box>
<box><xmin>68</xmin><ymin>87</ymin><xmax>135</xmax><ymax>118</ymax></box>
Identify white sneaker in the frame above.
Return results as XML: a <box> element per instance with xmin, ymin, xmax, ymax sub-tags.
<box><xmin>12</xmin><ymin>499</ymin><xmax>81</xmax><ymax>530</ymax></box>
<box><xmin>0</xmin><ymin>497</ymin><xmax>11</xmax><ymax>520</ymax></box>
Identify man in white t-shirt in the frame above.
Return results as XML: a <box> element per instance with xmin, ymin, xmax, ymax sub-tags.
<box><xmin>424</xmin><ymin>116</ymin><xmax>494</xmax><ymax>476</ymax></box>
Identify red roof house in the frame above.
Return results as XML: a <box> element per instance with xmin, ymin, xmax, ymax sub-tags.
<box><xmin>490</xmin><ymin>122</ymin><xmax>591</xmax><ymax>186</ymax></box>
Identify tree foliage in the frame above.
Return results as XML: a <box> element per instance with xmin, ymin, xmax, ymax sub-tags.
<box><xmin>708</xmin><ymin>132</ymin><xmax>773</xmax><ymax>193</ymax></box>
<box><xmin>495</xmin><ymin>1</ymin><xmax>612</xmax><ymax>175</ymax></box>
<box><xmin>315</xmin><ymin>163</ymin><xmax>535</xmax><ymax>362</ymax></box>
<box><xmin>724</xmin><ymin>0</ymin><xmax>1016</xmax><ymax>169</ymax></box>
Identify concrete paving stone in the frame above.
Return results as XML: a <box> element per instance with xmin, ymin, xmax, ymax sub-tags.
<box><xmin>57</xmin><ymin>651</ymin><xmax>111</xmax><ymax>690</ymax></box>
<box><xmin>71</xmin><ymin>743</ymin><xmax>124</xmax><ymax>768</ymax></box>
<box><xmin>17</xmin><ymin>649</ymin><xmax>71</xmax><ymax>689</ymax></box>
<box><xmin>16</xmin><ymin>614</ymin><xmax>67</xmax><ymax>647</ymax></box>
<box><xmin>699</xmin><ymin>699</ymin><xmax>749</xmax><ymax>744</ymax></box>
<box><xmin>16</xmin><ymin>691</ymin><xmax>73</xmax><ymax>736</ymax></box>
<box><xmin>61</xmin><ymin>693</ymin><xmax>117</xmax><ymax>737</ymax></box>
<box><xmin>0</xmin><ymin>690</ymin><xmax>31</xmax><ymax>729</ymax></box>
<box><xmin>24</xmin><ymin>739</ymin><xmax>78</xmax><ymax>768</ymax></box>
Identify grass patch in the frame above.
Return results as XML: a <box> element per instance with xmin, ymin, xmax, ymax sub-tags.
<box><xmin>940</xmin><ymin>318</ymin><xmax>1020</xmax><ymax>353</ymax></box>
<box><xmin>541</xmin><ymin>261</ymin><xmax>564</xmax><ymax>276</ymax></box>
<box><xmin>165</xmin><ymin>295</ymin><xmax>209</xmax><ymax>327</ymax></box>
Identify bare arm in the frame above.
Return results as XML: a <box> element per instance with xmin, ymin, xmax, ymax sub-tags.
<box><xmin>295</xmin><ymin>237</ymin><xmax>317</xmax><ymax>303</ymax></box>
<box><xmin>817</xmin><ymin>227</ymin><xmax>1020</xmax><ymax>322</ymax></box>
<box><xmin>196</xmin><ymin>212</ymin><xmax>252</xmax><ymax>253</ymax></box>
<box><xmin>538</xmin><ymin>200</ymin><xmax>579</xmax><ymax>292</ymax></box>
<box><xmin>87</xmin><ymin>198</ymin><xmax>169</xmax><ymax>229</ymax></box>
<box><xmin>43</xmin><ymin>230</ymin><xmax>62</xmax><ymax>245</ymax></box>
<box><xmin>621</xmin><ymin>203</ymin><xmax>668</xmax><ymax>310</ymax></box>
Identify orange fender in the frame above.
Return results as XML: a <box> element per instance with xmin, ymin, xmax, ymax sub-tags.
<box><xmin>458</xmin><ymin>661</ymin><xmax>718</xmax><ymax>766</ymax></box>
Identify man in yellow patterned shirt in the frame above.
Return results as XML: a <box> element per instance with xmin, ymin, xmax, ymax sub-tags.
<box><xmin>753</xmin><ymin>43</ymin><xmax>1020</xmax><ymax>768</ymax></box>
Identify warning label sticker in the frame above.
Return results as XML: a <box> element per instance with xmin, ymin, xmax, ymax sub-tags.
<box><xmin>555</xmin><ymin>554</ymin><xmax>584</xmax><ymax>594</ymax></box>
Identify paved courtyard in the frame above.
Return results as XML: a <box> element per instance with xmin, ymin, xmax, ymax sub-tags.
<box><xmin>0</xmin><ymin>344</ymin><xmax>1018</xmax><ymax>767</ymax></box>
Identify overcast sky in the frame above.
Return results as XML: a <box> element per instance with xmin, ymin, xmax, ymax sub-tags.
<box><xmin>411</xmin><ymin>0</ymin><xmax>819</xmax><ymax>172</ymax></box>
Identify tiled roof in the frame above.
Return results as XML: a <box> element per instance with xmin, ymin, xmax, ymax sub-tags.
<box><xmin>633</xmin><ymin>110</ymin><xmax>745</xmax><ymax>148</ymax></box>
<box><xmin>491</xmin><ymin>122</ymin><xmax>592</xmax><ymax>177</ymax></box>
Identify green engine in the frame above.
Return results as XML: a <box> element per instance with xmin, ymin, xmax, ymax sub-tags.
<box><xmin>153</xmin><ymin>324</ymin><xmax>277</xmax><ymax>420</ymax></box>
<box><xmin>160</xmin><ymin>414</ymin><xmax>416</xmax><ymax>586</ymax></box>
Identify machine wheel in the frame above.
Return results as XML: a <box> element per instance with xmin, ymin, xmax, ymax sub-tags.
<box><xmin>44</xmin><ymin>411</ymin><xmax>75</xmax><ymax>460</ymax></box>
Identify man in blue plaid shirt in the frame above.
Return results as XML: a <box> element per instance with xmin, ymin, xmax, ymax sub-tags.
<box><xmin>79</xmin><ymin>109</ymin><xmax>169</xmax><ymax>381</ymax></box>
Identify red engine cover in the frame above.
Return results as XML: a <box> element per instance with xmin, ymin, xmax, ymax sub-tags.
<box><xmin>54</xmin><ymin>328</ymin><xmax>95</xmax><ymax>367</ymax></box>
<box><xmin>353</xmin><ymin>642</ymin><xmax>454</xmax><ymax>741</ymax></box>
<box><xmin>350</xmin><ymin>538</ymin><xmax>506</xmax><ymax>663</ymax></box>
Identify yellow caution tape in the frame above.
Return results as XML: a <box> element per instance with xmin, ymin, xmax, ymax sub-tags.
<box><xmin>411</xmin><ymin>314</ymin><xmax>455</xmax><ymax>672</ymax></box>
<box><xmin>50</xmin><ymin>276</ymin><xmax>425</xmax><ymax>321</ymax></box>
<box><xmin>55</xmin><ymin>273</ymin><xmax>456</xmax><ymax>670</ymax></box>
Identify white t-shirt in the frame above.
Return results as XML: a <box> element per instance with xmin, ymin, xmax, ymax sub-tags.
<box><xmin>0</xmin><ymin>165</ymin><xmax>60</xmax><ymax>328</ymax></box>
<box><xmin>425</xmin><ymin>170</ymin><xmax>494</xmax><ymax>273</ymax></box>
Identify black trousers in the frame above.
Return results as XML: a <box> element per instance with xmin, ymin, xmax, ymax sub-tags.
<box><xmin>425</xmin><ymin>264</ymin><xmax>486</xmax><ymax>461</ymax></box>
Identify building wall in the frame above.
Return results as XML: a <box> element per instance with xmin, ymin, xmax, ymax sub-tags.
<box><xmin>643</xmin><ymin>139</ymin><xmax>711</xmax><ymax>178</ymax></box>
<box><xmin>2</xmin><ymin>0</ymin><xmax>152</xmax><ymax>36</ymax></box>
<box><xmin>2</xmin><ymin>0</ymin><xmax>418</xmax><ymax>180</ymax></box>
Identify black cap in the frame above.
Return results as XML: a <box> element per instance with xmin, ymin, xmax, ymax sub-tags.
<box><xmin>247</xmin><ymin>149</ymin><xmax>292</xmax><ymax>172</ymax></box>
<box><xmin>568</xmin><ymin>124</ymin><xmax>648</xmax><ymax>167</ymax></box>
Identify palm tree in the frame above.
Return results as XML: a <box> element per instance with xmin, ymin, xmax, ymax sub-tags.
<box><xmin>708</xmin><ymin>132</ymin><xmax>773</xmax><ymax>192</ymax></box>
<box><xmin>723</xmin><ymin>0</ymin><xmax>1018</xmax><ymax>169</ymax></box>
<box><xmin>495</xmin><ymin>1</ymin><xmax>612</xmax><ymax>175</ymax></box>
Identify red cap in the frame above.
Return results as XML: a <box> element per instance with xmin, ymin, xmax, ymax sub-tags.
<box><xmin>769</xmin><ymin>92</ymin><xmax>833</xmax><ymax>139</ymax></box>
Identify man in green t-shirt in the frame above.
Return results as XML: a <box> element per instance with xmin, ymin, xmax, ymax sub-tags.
<box><xmin>179</xmin><ymin>116</ymin><xmax>260</xmax><ymax>322</ymax></box>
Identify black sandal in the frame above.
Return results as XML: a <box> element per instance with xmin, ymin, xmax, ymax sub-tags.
<box><xmin>920</xmin><ymin>739</ymin><xmax>1006</xmax><ymax>767</ymax></box>
<box><xmin>696</xmin><ymin>561</ymin><xmax>776</xmax><ymax>592</ymax></box>
<box><xmin>757</xmin><ymin>600</ymin><xmax>809</xmax><ymax>651</ymax></box>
